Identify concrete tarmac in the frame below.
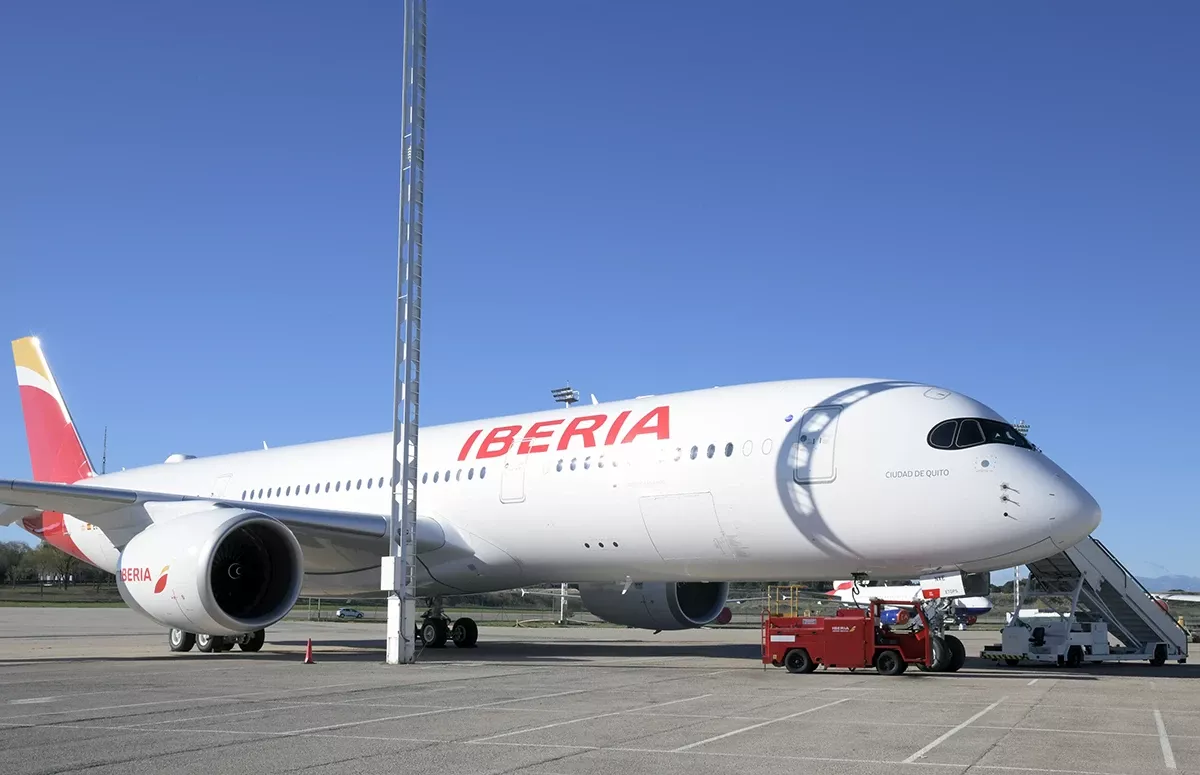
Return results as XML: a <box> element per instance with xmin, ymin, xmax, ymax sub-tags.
<box><xmin>1</xmin><ymin>608</ymin><xmax>1198</xmax><ymax>774</ymax></box>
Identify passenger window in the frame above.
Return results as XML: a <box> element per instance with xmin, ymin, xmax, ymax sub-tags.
<box><xmin>690</xmin><ymin>445</ymin><xmax>698</xmax><ymax>460</ymax></box>
<box><xmin>955</xmin><ymin>419</ymin><xmax>985</xmax><ymax>448</ymax></box>
<box><xmin>556</xmin><ymin>460</ymin><xmax>563</xmax><ymax>472</ymax></box>
<box><xmin>378</xmin><ymin>477</ymin><xmax>384</xmax><ymax>488</ymax></box>
<box><xmin>928</xmin><ymin>420</ymin><xmax>957</xmax><ymax>449</ymax></box>
<box><xmin>456</xmin><ymin>469</ymin><xmax>462</xmax><ymax>481</ymax></box>
<box><xmin>570</xmin><ymin>458</ymin><xmax>577</xmax><ymax>471</ymax></box>
<box><xmin>584</xmin><ymin>456</ymin><xmax>591</xmax><ymax>470</ymax></box>
<box><xmin>725</xmin><ymin>442</ymin><xmax>733</xmax><ymax>457</ymax></box>
<box><xmin>421</xmin><ymin>472</ymin><xmax>428</xmax><ymax>484</ymax></box>
<box><xmin>241</xmin><ymin>490</ymin><xmax>247</xmax><ymax>500</ymax></box>
<box><xmin>706</xmin><ymin>444</ymin><xmax>715</xmax><ymax>459</ymax></box>
<box><xmin>480</xmin><ymin>466</ymin><xmax>487</xmax><ymax>478</ymax></box>
<box><xmin>433</xmin><ymin>472</ymin><xmax>439</xmax><ymax>483</ymax></box>
<box><xmin>356</xmin><ymin>479</ymin><xmax>362</xmax><ymax>490</ymax></box>
<box><xmin>468</xmin><ymin>468</ymin><xmax>474</xmax><ymax>479</ymax></box>
<box><xmin>305</xmin><ymin>484</ymin><xmax>311</xmax><ymax>494</ymax></box>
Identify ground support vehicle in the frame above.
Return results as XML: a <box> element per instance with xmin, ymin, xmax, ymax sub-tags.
<box><xmin>982</xmin><ymin>538</ymin><xmax>1188</xmax><ymax>667</ymax></box>
<box><xmin>762</xmin><ymin>591</ymin><xmax>964</xmax><ymax>675</ymax></box>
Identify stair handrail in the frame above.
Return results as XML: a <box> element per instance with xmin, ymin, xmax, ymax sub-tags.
<box><xmin>1090</xmin><ymin>537</ymin><xmax>1189</xmax><ymax>638</ymax></box>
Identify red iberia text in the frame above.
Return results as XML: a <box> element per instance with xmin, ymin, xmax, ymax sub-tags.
<box><xmin>120</xmin><ymin>566</ymin><xmax>153</xmax><ymax>583</ymax></box>
<box><xmin>458</xmin><ymin>406</ymin><xmax>670</xmax><ymax>461</ymax></box>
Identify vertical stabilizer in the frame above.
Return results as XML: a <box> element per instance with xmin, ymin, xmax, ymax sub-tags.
<box><xmin>11</xmin><ymin>337</ymin><xmax>94</xmax><ymax>484</ymax></box>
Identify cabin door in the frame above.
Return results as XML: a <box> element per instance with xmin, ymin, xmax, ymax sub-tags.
<box><xmin>792</xmin><ymin>405</ymin><xmax>842</xmax><ymax>484</ymax></box>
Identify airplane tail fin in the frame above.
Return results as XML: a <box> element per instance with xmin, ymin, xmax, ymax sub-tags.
<box><xmin>828</xmin><ymin>580</ymin><xmax>856</xmax><ymax>596</ymax></box>
<box><xmin>11</xmin><ymin>337</ymin><xmax>95</xmax><ymax>483</ymax></box>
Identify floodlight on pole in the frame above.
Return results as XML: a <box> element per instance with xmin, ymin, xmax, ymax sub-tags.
<box><xmin>551</xmin><ymin>386</ymin><xmax>580</xmax><ymax>408</ymax></box>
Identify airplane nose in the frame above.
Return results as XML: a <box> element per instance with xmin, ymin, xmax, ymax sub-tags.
<box><xmin>1049</xmin><ymin>473</ymin><xmax>1102</xmax><ymax>549</ymax></box>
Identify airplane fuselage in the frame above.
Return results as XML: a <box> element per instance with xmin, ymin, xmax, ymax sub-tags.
<box><xmin>27</xmin><ymin>377</ymin><xmax>1102</xmax><ymax>598</ymax></box>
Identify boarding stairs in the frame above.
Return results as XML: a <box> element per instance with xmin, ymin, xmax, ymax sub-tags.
<box><xmin>1023</xmin><ymin>536</ymin><xmax>1188</xmax><ymax>664</ymax></box>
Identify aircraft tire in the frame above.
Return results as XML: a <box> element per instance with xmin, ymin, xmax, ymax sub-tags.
<box><xmin>918</xmin><ymin>636</ymin><xmax>952</xmax><ymax>672</ymax></box>
<box><xmin>944</xmin><ymin>635</ymin><xmax>966</xmax><ymax>672</ymax></box>
<box><xmin>239</xmin><ymin>630</ymin><xmax>266</xmax><ymax>652</ymax></box>
<box><xmin>196</xmin><ymin>633</ymin><xmax>216</xmax><ymax>653</ymax></box>
<box><xmin>422</xmin><ymin>618</ymin><xmax>448</xmax><ymax>648</ymax></box>
<box><xmin>451</xmin><ymin>618</ymin><xmax>478</xmax><ymax>648</ymax></box>
<box><xmin>169</xmin><ymin>628</ymin><xmax>195</xmax><ymax>653</ymax></box>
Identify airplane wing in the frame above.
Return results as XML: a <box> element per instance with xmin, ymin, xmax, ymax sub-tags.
<box><xmin>0</xmin><ymin>477</ymin><xmax>470</xmax><ymax>555</ymax></box>
<box><xmin>1155</xmin><ymin>593</ymin><xmax>1200</xmax><ymax>604</ymax></box>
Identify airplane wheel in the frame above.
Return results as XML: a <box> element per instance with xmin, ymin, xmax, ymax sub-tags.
<box><xmin>196</xmin><ymin>634</ymin><xmax>216</xmax><ymax>653</ymax></box>
<box><xmin>944</xmin><ymin>635</ymin><xmax>966</xmax><ymax>672</ymax></box>
<box><xmin>919</xmin><ymin>636</ymin><xmax>951</xmax><ymax>671</ymax></box>
<box><xmin>239</xmin><ymin>630</ymin><xmax>266</xmax><ymax>652</ymax></box>
<box><xmin>168</xmin><ymin>628</ymin><xmax>195</xmax><ymax>653</ymax></box>
<box><xmin>421</xmin><ymin>618</ymin><xmax>448</xmax><ymax>648</ymax></box>
<box><xmin>451</xmin><ymin>618</ymin><xmax>478</xmax><ymax>648</ymax></box>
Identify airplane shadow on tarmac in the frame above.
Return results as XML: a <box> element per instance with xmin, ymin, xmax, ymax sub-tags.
<box><xmin>9</xmin><ymin>638</ymin><xmax>1192</xmax><ymax>681</ymax></box>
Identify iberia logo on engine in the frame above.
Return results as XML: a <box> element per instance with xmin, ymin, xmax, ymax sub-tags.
<box><xmin>120</xmin><ymin>564</ymin><xmax>171</xmax><ymax>594</ymax></box>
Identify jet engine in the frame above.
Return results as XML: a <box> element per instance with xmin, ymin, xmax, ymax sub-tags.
<box><xmin>577</xmin><ymin>581</ymin><xmax>729</xmax><ymax>630</ymax></box>
<box><xmin>116</xmin><ymin>508</ymin><xmax>304</xmax><ymax>636</ymax></box>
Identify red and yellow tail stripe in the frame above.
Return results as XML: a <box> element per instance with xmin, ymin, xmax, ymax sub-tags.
<box><xmin>12</xmin><ymin>336</ymin><xmax>95</xmax><ymax>561</ymax></box>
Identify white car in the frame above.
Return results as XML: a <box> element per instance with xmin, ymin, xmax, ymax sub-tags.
<box><xmin>335</xmin><ymin>607</ymin><xmax>364</xmax><ymax>620</ymax></box>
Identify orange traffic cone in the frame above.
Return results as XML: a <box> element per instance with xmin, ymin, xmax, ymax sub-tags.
<box><xmin>303</xmin><ymin>638</ymin><xmax>315</xmax><ymax>664</ymax></box>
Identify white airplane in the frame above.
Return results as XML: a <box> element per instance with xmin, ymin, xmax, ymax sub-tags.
<box><xmin>0</xmin><ymin>337</ymin><xmax>1101</xmax><ymax>654</ymax></box>
<box><xmin>827</xmin><ymin>579</ymin><xmax>993</xmax><ymax>628</ymax></box>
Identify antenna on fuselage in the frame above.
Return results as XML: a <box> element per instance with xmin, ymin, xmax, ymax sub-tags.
<box><xmin>101</xmin><ymin>426</ymin><xmax>107</xmax><ymax>474</ymax></box>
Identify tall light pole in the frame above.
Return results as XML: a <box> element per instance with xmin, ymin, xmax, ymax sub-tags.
<box><xmin>384</xmin><ymin>0</ymin><xmax>427</xmax><ymax>665</ymax></box>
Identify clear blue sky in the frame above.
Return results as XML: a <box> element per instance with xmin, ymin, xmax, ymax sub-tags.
<box><xmin>1</xmin><ymin>2</ymin><xmax>1196</xmax><ymax>582</ymax></box>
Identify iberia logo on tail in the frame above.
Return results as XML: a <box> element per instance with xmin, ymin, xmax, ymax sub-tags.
<box><xmin>154</xmin><ymin>566</ymin><xmax>170</xmax><ymax>594</ymax></box>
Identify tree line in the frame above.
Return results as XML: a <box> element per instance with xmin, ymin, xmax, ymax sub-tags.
<box><xmin>0</xmin><ymin>540</ymin><xmax>115</xmax><ymax>589</ymax></box>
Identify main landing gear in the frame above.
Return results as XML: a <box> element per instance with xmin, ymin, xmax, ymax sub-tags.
<box><xmin>416</xmin><ymin>599</ymin><xmax>478</xmax><ymax>648</ymax></box>
<box><xmin>168</xmin><ymin>628</ymin><xmax>265</xmax><ymax>654</ymax></box>
<box><xmin>916</xmin><ymin>633</ymin><xmax>967</xmax><ymax>673</ymax></box>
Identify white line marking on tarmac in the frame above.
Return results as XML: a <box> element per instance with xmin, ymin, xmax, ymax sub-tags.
<box><xmin>1027</xmin><ymin>679</ymin><xmax>1039</xmax><ymax>685</ymax></box>
<box><xmin>8</xmin><ymin>697</ymin><xmax>57</xmax><ymax>705</ymax></box>
<box><xmin>281</xmin><ymin>685</ymin><xmax>619</xmax><ymax>736</ymax></box>
<box><xmin>0</xmin><ymin>679</ymin><xmax>381</xmax><ymax>721</ymax></box>
<box><xmin>467</xmin><ymin>694</ymin><xmax>711</xmax><ymax>743</ymax></box>
<box><xmin>0</xmin><ymin>719</ymin><xmax>1152</xmax><ymax>774</ymax></box>
<box><xmin>1155</xmin><ymin>709</ymin><xmax>1177</xmax><ymax>769</ymax></box>
<box><xmin>903</xmin><ymin>697</ymin><xmax>1006</xmax><ymax>763</ymax></box>
<box><xmin>672</xmin><ymin>696</ymin><xmax>851</xmax><ymax>752</ymax></box>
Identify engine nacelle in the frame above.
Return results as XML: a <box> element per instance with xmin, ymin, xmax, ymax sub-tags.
<box><xmin>577</xmin><ymin>581</ymin><xmax>729</xmax><ymax>630</ymax></box>
<box><xmin>116</xmin><ymin>508</ymin><xmax>304</xmax><ymax>636</ymax></box>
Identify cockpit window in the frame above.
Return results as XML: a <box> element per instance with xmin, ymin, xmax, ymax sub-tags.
<box><xmin>955</xmin><ymin>420</ymin><xmax>985</xmax><ymax>448</ymax></box>
<box><xmin>928</xmin><ymin>420</ymin><xmax>957</xmax><ymax>449</ymax></box>
<box><xmin>979</xmin><ymin>418</ymin><xmax>1035</xmax><ymax>449</ymax></box>
<box><xmin>927</xmin><ymin>417</ymin><xmax>1036</xmax><ymax>451</ymax></box>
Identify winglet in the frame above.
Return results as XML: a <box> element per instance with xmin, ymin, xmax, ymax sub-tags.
<box><xmin>12</xmin><ymin>337</ymin><xmax>94</xmax><ymax>484</ymax></box>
